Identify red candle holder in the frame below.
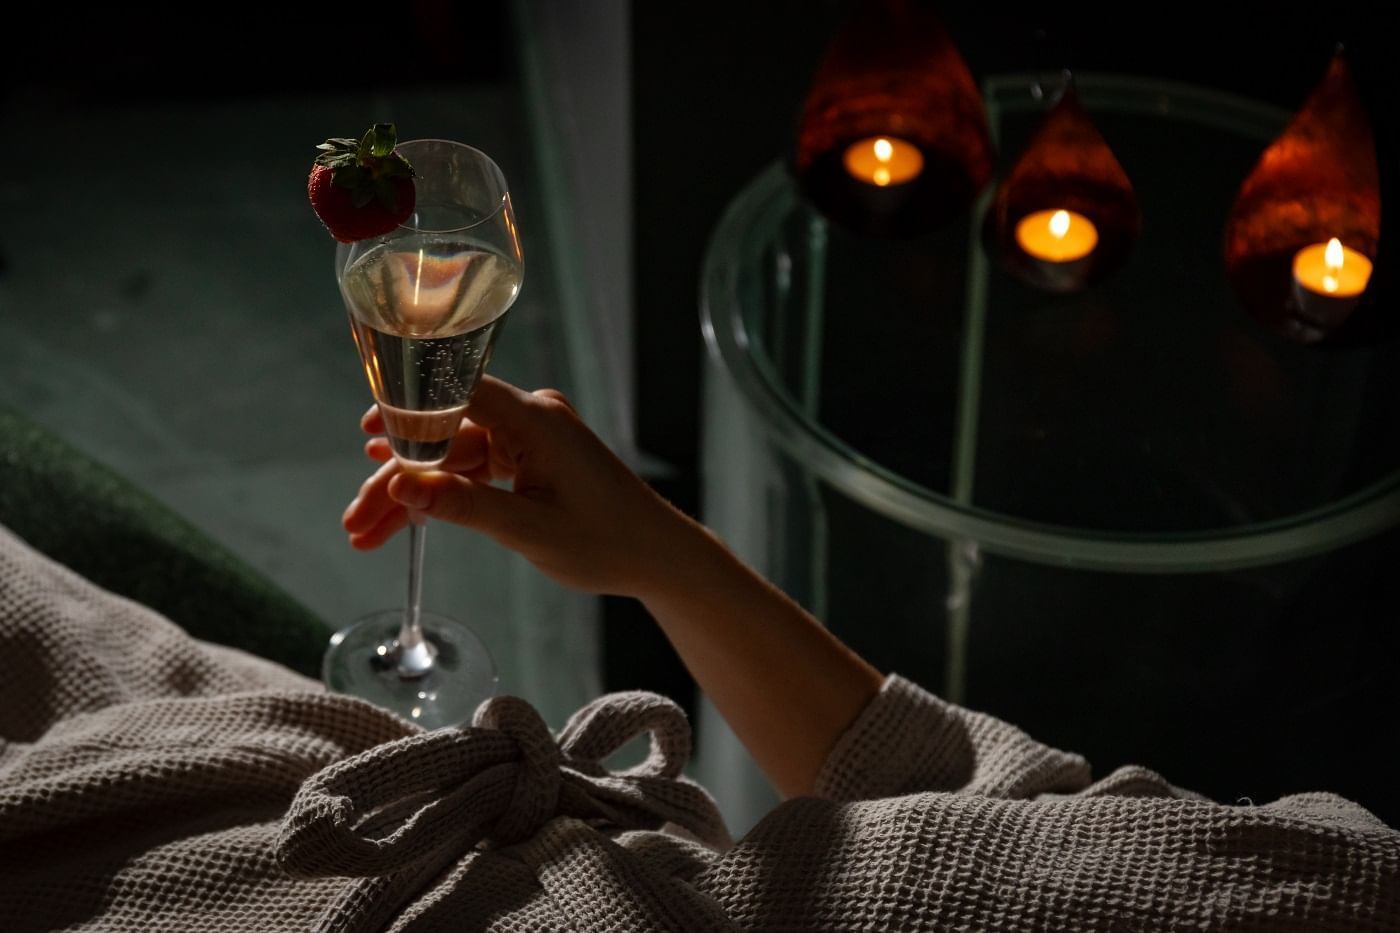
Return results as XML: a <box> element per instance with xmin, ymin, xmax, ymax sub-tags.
<box><xmin>794</xmin><ymin>0</ymin><xmax>993</xmax><ymax>237</ymax></box>
<box><xmin>983</xmin><ymin>83</ymin><xmax>1141</xmax><ymax>293</ymax></box>
<box><xmin>1223</xmin><ymin>51</ymin><xmax>1381</xmax><ymax>343</ymax></box>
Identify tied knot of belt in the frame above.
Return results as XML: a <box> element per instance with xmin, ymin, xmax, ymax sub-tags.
<box><xmin>277</xmin><ymin>691</ymin><xmax>730</xmax><ymax>879</ymax></box>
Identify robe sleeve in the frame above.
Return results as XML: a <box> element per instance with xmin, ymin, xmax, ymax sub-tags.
<box><xmin>812</xmin><ymin>674</ymin><xmax>1092</xmax><ymax>802</ymax></box>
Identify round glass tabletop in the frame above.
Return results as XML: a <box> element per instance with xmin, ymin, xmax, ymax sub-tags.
<box><xmin>702</xmin><ymin>75</ymin><xmax>1400</xmax><ymax>574</ymax></box>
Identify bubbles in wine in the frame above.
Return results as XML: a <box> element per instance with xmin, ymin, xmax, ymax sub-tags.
<box><xmin>341</xmin><ymin>242</ymin><xmax>522</xmax><ymax>465</ymax></box>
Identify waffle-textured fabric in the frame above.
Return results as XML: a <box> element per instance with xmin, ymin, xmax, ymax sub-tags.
<box><xmin>1</xmin><ymin>523</ymin><xmax>1396</xmax><ymax>931</ymax></box>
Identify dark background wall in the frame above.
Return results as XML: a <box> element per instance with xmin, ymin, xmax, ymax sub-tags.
<box><xmin>1</xmin><ymin>5</ymin><xmax>514</xmax><ymax>99</ymax></box>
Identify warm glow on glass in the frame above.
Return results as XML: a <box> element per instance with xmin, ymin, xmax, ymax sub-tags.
<box><xmin>843</xmin><ymin>136</ymin><xmax>924</xmax><ymax>187</ymax></box>
<box><xmin>414</xmin><ymin>248</ymin><xmax>425</xmax><ymax>306</ymax></box>
<box><xmin>1014</xmin><ymin>209</ymin><xmax>1098</xmax><ymax>262</ymax></box>
<box><xmin>1293</xmin><ymin>237</ymin><xmax>1372</xmax><ymax>297</ymax></box>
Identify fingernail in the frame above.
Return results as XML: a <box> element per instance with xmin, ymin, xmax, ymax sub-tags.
<box><xmin>391</xmin><ymin>475</ymin><xmax>433</xmax><ymax>510</ymax></box>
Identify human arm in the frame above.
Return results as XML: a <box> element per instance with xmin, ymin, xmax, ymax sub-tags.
<box><xmin>342</xmin><ymin>377</ymin><xmax>882</xmax><ymax>798</ymax></box>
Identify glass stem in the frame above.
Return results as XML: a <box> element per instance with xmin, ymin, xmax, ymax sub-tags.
<box><xmin>396</xmin><ymin>513</ymin><xmax>436</xmax><ymax>678</ymax></box>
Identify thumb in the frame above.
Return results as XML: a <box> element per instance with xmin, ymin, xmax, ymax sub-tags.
<box><xmin>388</xmin><ymin>470</ymin><xmax>546</xmax><ymax>550</ymax></box>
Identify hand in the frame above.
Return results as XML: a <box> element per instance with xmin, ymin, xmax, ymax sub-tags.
<box><xmin>343</xmin><ymin>376</ymin><xmax>691</xmax><ymax>598</ymax></box>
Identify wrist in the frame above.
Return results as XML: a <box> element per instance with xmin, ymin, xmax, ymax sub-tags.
<box><xmin>627</xmin><ymin>500</ymin><xmax>729</xmax><ymax>609</ymax></box>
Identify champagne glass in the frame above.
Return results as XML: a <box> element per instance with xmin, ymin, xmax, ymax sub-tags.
<box><xmin>323</xmin><ymin>139</ymin><xmax>522</xmax><ymax>728</ymax></box>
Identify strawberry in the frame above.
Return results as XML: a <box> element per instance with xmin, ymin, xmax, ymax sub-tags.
<box><xmin>308</xmin><ymin>123</ymin><xmax>416</xmax><ymax>242</ymax></box>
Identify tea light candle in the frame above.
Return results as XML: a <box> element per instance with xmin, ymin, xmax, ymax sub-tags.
<box><xmin>1291</xmin><ymin>237</ymin><xmax>1373</xmax><ymax>333</ymax></box>
<box><xmin>1015</xmin><ymin>209</ymin><xmax>1098</xmax><ymax>263</ymax></box>
<box><xmin>843</xmin><ymin>136</ymin><xmax>924</xmax><ymax>187</ymax></box>
<box><xmin>1293</xmin><ymin>237</ymin><xmax>1372</xmax><ymax>298</ymax></box>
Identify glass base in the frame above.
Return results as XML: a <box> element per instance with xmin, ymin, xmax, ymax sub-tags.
<box><xmin>323</xmin><ymin>610</ymin><xmax>499</xmax><ymax>730</ymax></box>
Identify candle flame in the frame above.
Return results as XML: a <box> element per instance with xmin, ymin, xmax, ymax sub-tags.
<box><xmin>873</xmin><ymin>138</ymin><xmax>894</xmax><ymax>162</ymax></box>
<box><xmin>1325</xmin><ymin>237</ymin><xmax>1344</xmax><ymax>270</ymax></box>
<box><xmin>873</xmin><ymin>167</ymin><xmax>891</xmax><ymax>187</ymax></box>
<box><xmin>1049</xmin><ymin>209</ymin><xmax>1071</xmax><ymax>239</ymax></box>
<box><xmin>1323</xmin><ymin>238</ymin><xmax>1345</xmax><ymax>293</ymax></box>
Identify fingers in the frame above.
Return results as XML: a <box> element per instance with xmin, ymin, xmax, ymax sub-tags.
<box><xmin>466</xmin><ymin>377</ymin><xmax>577</xmax><ymax>432</ymax></box>
<box><xmin>361</xmin><ymin>380</ymin><xmax>531</xmax><ymax>436</ymax></box>
<box><xmin>363</xmin><ymin>380</ymin><xmax>577</xmax><ymax>443</ymax></box>
<box><xmin>532</xmin><ymin>387</ymin><xmax>576</xmax><ymax>413</ymax></box>
<box><xmin>348</xmin><ymin>508</ymin><xmax>410</xmax><ymax>551</ymax></box>
<box><xmin>350</xmin><ymin>413</ymin><xmax>500</xmax><ymax>540</ymax></box>
<box><xmin>365</xmin><ymin>428</ymin><xmax>495</xmax><ymax>479</ymax></box>
<box><xmin>461</xmin><ymin>376</ymin><xmax>531</xmax><ymax>428</ymax></box>
<box><xmin>350</xmin><ymin>378</ymin><xmax>572</xmax><ymax>552</ymax></box>
<box><xmin>343</xmin><ymin>458</ymin><xmax>403</xmax><ymax>535</ymax></box>
<box><xmin>365</xmin><ymin>437</ymin><xmax>392</xmax><ymax>462</ymax></box>
<box><xmin>388</xmin><ymin>470</ymin><xmax>549</xmax><ymax>552</ymax></box>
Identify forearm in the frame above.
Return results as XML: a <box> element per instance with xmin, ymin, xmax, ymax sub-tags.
<box><xmin>634</xmin><ymin>512</ymin><xmax>882</xmax><ymax>799</ymax></box>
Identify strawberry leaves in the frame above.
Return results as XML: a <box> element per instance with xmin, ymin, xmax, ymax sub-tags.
<box><xmin>314</xmin><ymin>124</ymin><xmax>415</xmax><ymax>213</ymax></box>
<box><xmin>359</xmin><ymin>123</ymin><xmax>398</xmax><ymax>160</ymax></box>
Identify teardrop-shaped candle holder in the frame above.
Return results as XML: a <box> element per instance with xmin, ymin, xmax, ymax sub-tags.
<box><xmin>983</xmin><ymin>81</ymin><xmax>1141</xmax><ymax>292</ymax></box>
<box><xmin>794</xmin><ymin>0</ymin><xmax>994</xmax><ymax>237</ymax></box>
<box><xmin>1223</xmin><ymin>52</ymin><xmax>1381</xmax><ymax>343</ymax></box>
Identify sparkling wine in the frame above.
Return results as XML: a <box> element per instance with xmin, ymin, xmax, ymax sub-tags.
<box><xmin>341</xmin><ymin>242</ymin><xmax>522</xmax><ymax>466</ymax></box>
